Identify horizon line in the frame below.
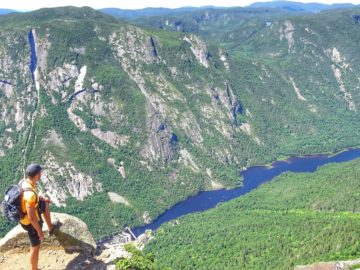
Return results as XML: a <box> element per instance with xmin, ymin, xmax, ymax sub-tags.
<box><xmin>1</xmin><ymin>1</ymin><xmax>358</xmax><ymax>12</ymax></box>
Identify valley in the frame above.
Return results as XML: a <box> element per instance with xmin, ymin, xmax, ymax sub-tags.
<box><xmin>146</xmin><ymin>157</ymin><xmax>360</xmax><ymax>269</ymax></box>
<box><xmin>0</xmin><ymin>3</ymin><xmax>360</xmax><ymax>269</ymax></box>
<box><xmin>132</xmin><ymin>147</ymin><xmax>360</xmax><ymax>236</ymax></box>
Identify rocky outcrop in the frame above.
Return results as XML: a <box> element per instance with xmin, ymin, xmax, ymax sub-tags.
<box><xmin>75</xmin><ymin>66</ymin><xmax>87</xmax><ymax>92</ymax></box>
<box><xmin>42</xmin><ymin>129</ymin><xmax>65</xmax><ymax>149</ymax></box>
<box><xmin>63</xmin><ymin>65</ymin><xmax>129</xmax><ymax>149</ymax></box>
<box><xmin>90</xmin><ymin>129</ymin><xmax>129</xmax><ymax>148</ymax></box>
<box><xmin>239</xmin><ymin>122</ymin><xmax>263</xmax><ymax>145</ymax></box>
<box><xmin>331</xmin><ymin>65</ymin><xmax>356</xmax><ymax>111</ymax></box>
<box><xmin>30</xmin><ymin>28</ymin><xmax>50</xmax><ymax>91</ymax></box>
<box><xmin>322</xmin><ymin>47</ymin><xmax>355</xmax><ymax>111</ymax></box>
<box><xmin>0</xmin><ymin>213</ymin><xmax>132</xmax><ymax>270</ymax></box>
<box><xmin>294</xmin><ymin>258</ymin><xmax>360</xmax><ymax>270</ymax></box>
<box><xmin>142</xmin><ymin>105</ymin><xmax>177</xmax><ymax>163</ymax></box>
<box><xmin>219</xmin><ymin>48</ymin><xmax>229</xmax><ymax>70</ymax></box>
<box><xmin>183</xmin><ymin>35</ymin><xmax>211</xmax><ymax>68</ymax></box>
<box><xmin>179</xmin><ymin>149</ymin><xmax>200</xmax><ymax>172</ymax></box>
<box><xmin>0</xmin><ymin>31</ymin><xmax>39</xmax><ymax>158</ymax></box>
<box><xmin>143</xmin><ymin>211</ymin><xmax>151</xmax><ymax>224</ymax></box>
<box><xmin>0</xmin><ymin>212</ymin><xmax>151</xmax><ymax>270</ymax></box>
<box><xmin>108</xmin><ymin>192</ymin><xmax>131</xmax><ymax>206</ymax></box>
<box><xmin>47</xmin><ymin>63</ymin><xmax>80</xmax><ymax>104</ymax></box>
<box><xmin>0</xmin><ymin>80</ymin><xmax>13</xmax><ymax>100</ymax></box>
<box><xmin>209</xmin><ymin>180</ymin><xmax>224</xmax><ymax>190</ymax></box>
<box><xmin>147</xmin><ymin>37</ymin><xmax>158</xmax><ymax>58</ymax></box>
<box><xmin>70</xmin><ymin>47</ymin><xmax>86</xmax><ymax>55</ymax></box>
<box><xmin>41</xmin><ymin>152</ymin><xmax>103</xmax><ymax>207</ymax></box>
<box><xmin>109</xmin><ymin>26</ymin><xmax>159</xmax><ymax>64</ymax></box>
<box><xmin>96</xmin><ymin>244</ymin><xmax>130</xmax><ymax>266</ymax></box>
<box><xmin>110</xmin><ymin>29</ymin><xmax>180</xmax><ymax>163</ymax></box>
<box><xmin>225</xmin><ymin>83</ymin><xmax>243</xmax><ymax>126</ymax></box>
<box><xmin>107</xmin><ymin>158</ymin><xmax>126</xmax><ymax>178</ymax></box>
<box><xmin>208</xmin><ymin>83</ymin><xmax>243</xmax><ymax>128</ymax></box>
<box><xmin>289</xmin><ymin>76</ymin><xmax>306</xmax><ymax>101</ymax></box>
<box><xmin>325</xmin><ymin>47</ymin><xmax>348</xmax><ymax>68</ymax></box>
<box><xmin>33</xmin><ymin>29</ymin><xmax>50</xmax><ymax>73</ymax></box>
<box><xmin>0</xmin><ymin>213</ymin><xmax>96</xmax><ymax>255</ymax></box>
<box><xmin>279</xmin><ymin>20</ymin><xmax>295</xmax><ymax>52</ymax></box>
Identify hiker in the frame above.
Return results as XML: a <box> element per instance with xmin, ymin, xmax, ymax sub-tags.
<box><xmin>19</xmin><ymin>164</ymin><xmax>57</xmax><ymax>270</ymax></box>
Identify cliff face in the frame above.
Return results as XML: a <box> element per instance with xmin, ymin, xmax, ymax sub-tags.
<box><xmin>1</xmin><ymin>6</ymin><xmax>360</xmax><ymax>239</ymax></box>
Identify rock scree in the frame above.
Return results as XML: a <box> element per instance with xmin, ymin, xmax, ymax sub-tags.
<box><xmin>294</xmin><ymin>258</ymin><xmax>360</xmax><ymax>270</ymax></box>
<box><xmin>0</xmin><ymin>212</ymin><xmax>127</xmax><ymax>270</ymax></box>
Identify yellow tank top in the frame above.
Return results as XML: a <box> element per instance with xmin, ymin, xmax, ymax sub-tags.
<box><xmin>19</xmin><ymin>179</ymin><xmax>40</xmax><ymax>225</ymax></box>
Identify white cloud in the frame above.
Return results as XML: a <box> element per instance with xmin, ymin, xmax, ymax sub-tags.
<box><xmin>1</xmin><ymin>0</ymin><xmax>360</xmax><ymax>11</ymax></box>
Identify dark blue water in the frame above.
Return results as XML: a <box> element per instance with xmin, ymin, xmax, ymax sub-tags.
<box><xmin>132</xmin><ymin>148</ymin><xmax>360</xmax><ymax>236</ymax></box>
<box><xmin>28</xmin><ymin>30</ymin><xmax>37</xmax><ymax>80</ymax></box>
<box><xmin>0</xmin><ymin>79</ymin><xmax>11</xmax><ymax>85</ymax></box>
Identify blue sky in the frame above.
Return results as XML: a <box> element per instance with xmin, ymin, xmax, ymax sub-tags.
<box><xmin>1</xmin><ymin>0</ymin><xmax>359</xmax><ymax>10</ymax></box>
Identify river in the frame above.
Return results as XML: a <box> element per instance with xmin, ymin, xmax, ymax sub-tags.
<box><xmin>131</xmin><ymin>148</ymin><xmax>360</xmax><ymax>236</ymax></box>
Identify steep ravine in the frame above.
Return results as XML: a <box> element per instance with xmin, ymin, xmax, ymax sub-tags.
<box><xmin>28</xmin><ymin>29</ymin><xmax>37</xmax><ymax>80</ymax></box>
<box><xmin>21</xmin><ymin>29</ymin><xmax>40</xmax><ymax>172</ymax></box>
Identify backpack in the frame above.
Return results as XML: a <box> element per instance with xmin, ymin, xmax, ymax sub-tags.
<box><xmin>2</xmin><ymin>180</ymin><xmax>36</xmax><ymax>222</ymax></box>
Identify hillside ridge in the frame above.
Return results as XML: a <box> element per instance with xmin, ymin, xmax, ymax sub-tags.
<box><xmin>1</xmin><ymin>5</ymin><xmax>360</xmax><ymax>242</ymax></box>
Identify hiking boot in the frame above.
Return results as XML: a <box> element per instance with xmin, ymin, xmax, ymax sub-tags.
<box><xmin>49</xmin><ymin>221</ymin><xmax>62</xmax><ymax>235</ymax></box>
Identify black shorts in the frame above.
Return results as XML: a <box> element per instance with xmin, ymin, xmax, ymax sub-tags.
<box><xmin>21</xmin><ymin>219</ymin><xmax>43</xmax><ymax>246</ymax></box>
<box><xmin>39</xmin><ymin>199</ymin><xmax>46</xmax><ymax>214</ymax></box>
<box><xmin>20</xmin><ymin>200</ymin><xmax>46</xmax><ymax>247</ymax></box>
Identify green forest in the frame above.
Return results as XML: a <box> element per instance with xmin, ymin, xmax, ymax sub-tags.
<box><xmin>145</xmin><ymin>158</ymin><xmax>360</xmax><ymax>269</ymax></box>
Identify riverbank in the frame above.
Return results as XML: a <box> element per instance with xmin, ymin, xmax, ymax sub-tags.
<box><xmin>145</xmin><ymin>157</ymin><xmax>360</xmax><ymax>269</ymax></box>
<box><xmin>97</xmin><ymin>146</ymin><xmax>360</xmax><ymax>242</ymax></box>
<box><xmin>245</xmin><ymin>144</ymin><xmax>360</xmax><ymax>170</ymax></box>
<box><xmin>130</xmin><ymin>147</ymin><xmax>360</xmax><ymax>236</ymax></box>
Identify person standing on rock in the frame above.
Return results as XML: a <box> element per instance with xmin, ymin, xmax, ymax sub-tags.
<box><xmin>19</xmin><ymin>164</ymin><xmax>57</xmax><ymax>270</ymax></box>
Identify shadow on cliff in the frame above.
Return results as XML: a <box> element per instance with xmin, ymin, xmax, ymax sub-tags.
<box><xmin>48</xmin><ymin>230</ymin><xmax>108</xmax><ymax>270</ymax></box>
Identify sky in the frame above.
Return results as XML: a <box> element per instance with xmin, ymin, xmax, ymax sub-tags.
<box><xmin>1</xmin><ymin>0</ymin><xmax>360</xmax><ymax>11</ymax></box>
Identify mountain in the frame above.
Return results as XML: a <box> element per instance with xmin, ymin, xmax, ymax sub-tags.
<box><xmin>249</xmin><ymin>1</ymin><xmax>356</xmax><ymax>13</ymax></box>
<box><xmin>99</xmin><ymin>6</ymin><xmax>216</xmax><ymax>20</ymax></box>
<box><xmin>131</xmin><ymin>7</ymin><xmax>288</xmax><ymax>43</ymax></box>
<box><xmin>99</xmin><ymin>2</ymin><xmax>357</xmax><ymax>21</ymax></box>
<box><xmin>145</xmin><ymin>158</ymin><xmax>360</xmax><ymax>269</ymax></box>
<box><xmin>0</xmin><ymin>9</ymin><xmax>16</xmax><ymax>15</ymax></box>
<box><xmin>1</xmin><ymin>5</ymin><xmax>360</xmax><ymax>244</ymax></box>
<box><xmin>0</xmin><ymin>2</ymin><xmax>357</xmax><ymax>18</ymax></box>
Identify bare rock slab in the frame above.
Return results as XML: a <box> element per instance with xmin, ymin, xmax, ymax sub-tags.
<box><xmin>0</xmin><ymin>212</ymin><xmax>96</xmax><ymax>255</ymax></box>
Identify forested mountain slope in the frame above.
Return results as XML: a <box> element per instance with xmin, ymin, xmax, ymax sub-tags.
<box><xmin>145</xmin><ymin>158</ymin><xmax>360</xmax><ymax>269</ymax></box>
<box><xmin>131</xmin><ymin>7</ymin><xmax>288</xmax><ymax>43</ymax></box>
<box><xmin>249</xmin><ymin>1</ymin><xmax>355</xmax><ymax>13</ymax></box>
<box><xmin>1</xmin><ymin>6</ymin><xmax>360</xmax><ymax>240</ymax></box>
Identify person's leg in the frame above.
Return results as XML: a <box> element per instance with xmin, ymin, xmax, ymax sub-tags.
<box><xmin>29</xmin><ymin>243</ymin><xmax>40</xmax><ymax>270</ymax></box>
<box><xmin>23</xmin><ymin>224</ymin><xmax>42</xmax><ymax>270</ymax></box>
<box><xmin>41</xmin><ymin>201</ymin><xmax>53</xmax><ymax>231</ymax></box>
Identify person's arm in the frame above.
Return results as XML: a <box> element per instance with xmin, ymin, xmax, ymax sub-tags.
<box><xmin>26</xmin><ymin>205</ymin><xmax>44</xmax><ymax>241</ymax></box>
